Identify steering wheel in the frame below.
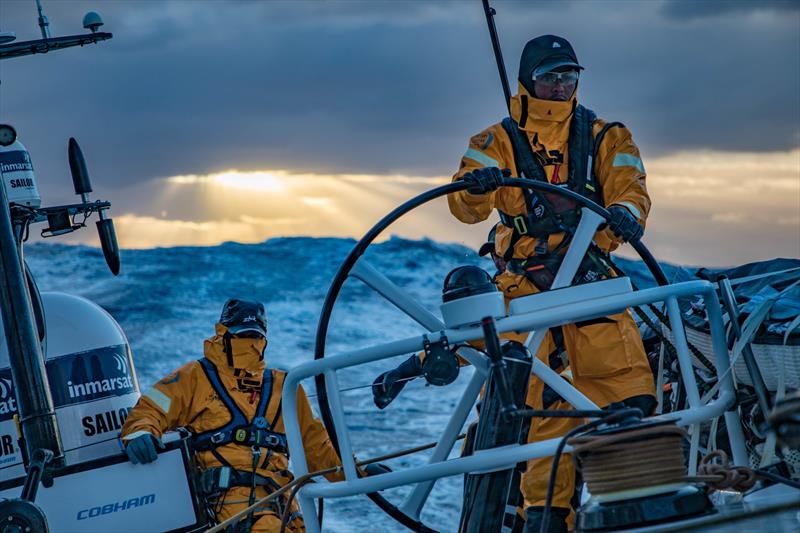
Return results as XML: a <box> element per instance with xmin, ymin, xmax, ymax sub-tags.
<box><xmin>313</xmin><ymin>177</ymin><xmax>668</xmax><ymax>531</ymax></box>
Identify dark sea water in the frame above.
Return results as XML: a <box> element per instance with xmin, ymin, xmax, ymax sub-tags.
<box><xmin>24</xmin><ymin>237</ymin><xmax>677</xmax><ymax>532</ymax></box>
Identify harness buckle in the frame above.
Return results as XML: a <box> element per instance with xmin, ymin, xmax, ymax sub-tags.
<box><xmin>210</xmin><ymin>432</ymin><xmax>226</xmax><ymax>445</ymax></box>
<box><xmin>512</xmin><ymin>215</ymin><xmax>529</xmax><ymax>235</ymax></box>
<box><xmin>233</xmin><ymin>428</ymin><xmax>249</xmax><ymax>444</ymax></box>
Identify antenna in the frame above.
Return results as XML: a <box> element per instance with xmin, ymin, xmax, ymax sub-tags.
<box><xmin>1</xmin><ymin>3</ymin><xmax>112</xmax><ymax>61</ymax></box>
<box><xmin>481</xmin><ymin>0</ymin><xmax>512</xmax><ymax>115</ymax></box>
<box><xmin>35</xmin><ymin>0</ymin><xmax>51</xmax><ymax>39</ymax></box>
<box><xmin>68</xmin><ymin>137</ymin><xmax>120</xmax><ymax>275</ymax></box>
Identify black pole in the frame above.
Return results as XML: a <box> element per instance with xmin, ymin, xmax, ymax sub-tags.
<box><xmin>482</xmin><ymin>0</ymin><xmax>512</xmax><ymax>114</ymax></box>
<box><xmin>0</xmin><ymin>186</ymin><xmax>63</xmax><ymax>467</ymax></box>
<box><xmin>480</xmin><ymin>316</ymin><xmax>517</xmax><ymax>416</ymax></box>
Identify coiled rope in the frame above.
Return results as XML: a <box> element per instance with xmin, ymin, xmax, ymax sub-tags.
<box><xmin>569</xmin><ymin>424</ymin><xmax>689</xmax><ymax>494</ymax></box>
<box><xmin>693</xmin><ymin>450</ymin><xmax>758</xmax><ymax>493</ymax></box>
<box><xmin>569</xmin><ymin>424</ymin><xmax>770</xmax><ymax>496</ymax></box>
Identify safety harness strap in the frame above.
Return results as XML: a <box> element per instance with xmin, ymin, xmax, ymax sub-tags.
<box><xmin>198</xmin><ymin>466</ymin><xmax>285</xmax><ymax>495</ymax></box>
<box><xmin>500</xmin><ymin>116</ymin><xmax>552</xmax><ymax>261</ymax></box>
<box><xmin>192</xmin><ymin>359</ymin><xmax>288</xmax><ymax>454</ymax></box>
<box><xmin>497</xmin><ymin>105</ymin><xmax>602</xmax><ymax>261</ymax></box>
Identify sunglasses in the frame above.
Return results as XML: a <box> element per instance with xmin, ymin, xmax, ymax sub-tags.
<box><xmin>533</xmin><ymin>70</ymin><xmax>580</xmax><ymax>86</ymax></box>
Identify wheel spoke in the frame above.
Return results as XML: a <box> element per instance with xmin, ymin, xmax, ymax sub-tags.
<box><xmin>400</xmin><ymin>365</ymin><xmax>487</xmax><ymax>519</ymax></box>
<box><xmin>351</xmin><ymin>258</ymin><xmax>444</xmax><ymax>331</ymax></box>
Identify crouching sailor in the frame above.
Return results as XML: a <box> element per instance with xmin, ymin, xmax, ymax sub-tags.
<box><xmin>121</xmin><ymin>299</ymin><xmax>342</xmax><ymax>532</ymax></box>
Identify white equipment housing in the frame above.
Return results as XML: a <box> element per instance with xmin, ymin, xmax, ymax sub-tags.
<box><xmin>440</xmin><ymin>291</ymin><xmax>506</xmax><ymax>329</ymax></box>
<box><xmin>0</xmin><ymin>139</ymin><xmax>42</xmax><ymax>208</ymax></box>
<box><xmin>0</xmin><ymin>292</ymin><xmax>206</xmax><ymax>531</ymax></box>
<box><xmin>0</xmin><ymin>292</ymin><xmax>140</xmax><ymax>478</ymax></box>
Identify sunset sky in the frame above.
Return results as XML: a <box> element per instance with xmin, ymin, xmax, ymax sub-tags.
<box><xmin>1</xmin><ymin>0</ymin><xmax>798</xmax><ymax>267</ymax></box>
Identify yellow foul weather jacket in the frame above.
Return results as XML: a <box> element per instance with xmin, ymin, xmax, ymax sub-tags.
<box><xmin>448</xmin><ymin>83</ymin><xmax>654</xmax><ymax>405</ymax></box>
<box><xmin>121</xmin><ymin>324</ymin><xmax>342</xmax><ymax>531</ymax></box>
<box><xmin>449</xmin><ymin>84</ymin><xmax>655</xmax><ymax>511</ymax></box>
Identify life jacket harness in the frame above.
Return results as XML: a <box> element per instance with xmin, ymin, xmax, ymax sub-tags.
<box><xmin>192</xmin><ymin>359</ymin><xmax>296</xmax><ymax>528</ymax></box>
<box><xmin>505</xmin><ymin>241</ymin><xmax>612</xmax><ymax>292</ymax></box>
<box><xmin>197</xmin><ymin>466</ymin><xmax>299</xmax><ymax>526</ymax></box>
<box><xmin>498</xmin><ymin>103</ymin><xmax>624</xmax><ymax>262</ymax></box>
<box><xmin>192</xmin><ymin>358</ymin><xmax>288</xmax><ymax>456</ymax></box>
<box><xmin>198</xmin><ymin>466</ymin><xmax>285</xmax><ymax>497</ymax></box>
<box><xmin>499</xmin><ymin>108</ymin><xmax>624</xmax><ymax>382</ymax></box>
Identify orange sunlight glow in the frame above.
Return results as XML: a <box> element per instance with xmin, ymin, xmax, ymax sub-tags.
<box><xmin>59</xmin><ymin>151</ymin><xmax>799</xmax><ymax>267</ymax></box>
<box><xmin>167</xmin><ymin>170</ymin><xmax>288</xmax><ymax>192</ymax></box>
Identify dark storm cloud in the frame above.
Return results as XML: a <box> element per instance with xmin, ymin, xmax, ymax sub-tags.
<box><xmin>1</xmin><ymin>0</ymin><xmax>798</xmax><ymax>197</ymax></box>
<box><xmin>661</xmin><ymin>0</ymin><xmax>800</xmax><ymax>20</ymax></box>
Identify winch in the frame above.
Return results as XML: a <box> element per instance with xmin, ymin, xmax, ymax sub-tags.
<box><xmin>571</xmin><ymin>419</ymin><xmax>713</xmax><ymax>532</ymax></box>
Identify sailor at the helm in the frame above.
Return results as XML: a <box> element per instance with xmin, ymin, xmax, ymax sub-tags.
<box><xmin>452</xmin><ymin>33</ymin><xmax>658</xmax><ymax>532</ymax></box>
<box><xmin>378</xmin><ymin>34</ymin><xmax>658</xmax><ymax>532</ymax></box>
<box><xmin>121</xmin><ymin>299</ymin><xmax>343</xmax><ymax>531</ymax></box>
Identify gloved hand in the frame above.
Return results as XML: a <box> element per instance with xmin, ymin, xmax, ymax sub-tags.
<box><xmin>125</xmin><ymin>433</ymin><xmax>162</xmax><ymax>464</ymax></box>
<box><xmin>460</xmin><ymin>167</ymin><xmax>506</xmax><ymax>195</ymax></box>
<box><xmin>363</xmin><ymin>463</ymin><xmax>392</xmax><ymax>477</ymax></box>
<box><xmin>607</xmin><ymin>205</ymin><xmax>643</xmax><ymax>242</ymax></box>
<box><xmin>372</xmin><ymin>355</ymin><xmax>423</xmax><ymax>409</ymax></box>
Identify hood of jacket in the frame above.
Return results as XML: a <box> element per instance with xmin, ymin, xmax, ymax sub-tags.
<box><xmin>509</xmin><ymin>82</ymin><xmax>577</xmax><ymax>157</ymax></box>
<box><xmin>203</xmin><ymin>323</ymin><xmax>266</xmax><ymax>378</ymax></box>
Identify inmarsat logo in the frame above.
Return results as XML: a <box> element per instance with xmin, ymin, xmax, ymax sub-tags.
<box><xmin>66</xmin><ymin>353</ymin><xmax>134</xmax><ymax>400</ymax></box>
<box><xmin>114</xmin><ymin>352</ymin><xmax>129</xmax><ymax>374</ymax></box>
<box><xmin>0</xmin><ymin>377</ymin><xmax>17</xmax><ymax>417</ymax></box>
<box><xmin>0</xmin><ymin>150</ymin><xmax>34</xmax><ymax>174</ymax></box>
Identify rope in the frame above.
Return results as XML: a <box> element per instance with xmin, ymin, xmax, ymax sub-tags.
<box><xmin>279</xmin><ymin>479</ymin><xmax>307</xmax><ymax>533</ymax></box>
<box><xmin>570</xmin><ymin>426</ymin><xmax>766</xmax><ymax>496</ymax></box>
<box><xmin>569</xmin><ymin>425</ymin><xmax>689</xmax><ymax>494</ymax></box>
<box><xmin>539</xmin><ymin>408</ymin><xmax>642</xmax><ymax>533</ymax></box>
<box><xmin>203</xmin><ymin>434</ymin><xmax>465</xmax><ymax>533</ymax></box>
<box><xmin>691</xmin><ymin>450</ymin><xmax>758</xmax><ymax>493</ymax></box>
<box><xmin>305</xmin><ymin>374</ymin><xmax>422</xmax><ymax>399</ymax></box>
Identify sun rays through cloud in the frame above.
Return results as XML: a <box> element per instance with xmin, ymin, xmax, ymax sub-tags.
<box><xmin>54</xmin><ymin>150</ymin><xmax>799</xmax><ymax>267</ymax></box>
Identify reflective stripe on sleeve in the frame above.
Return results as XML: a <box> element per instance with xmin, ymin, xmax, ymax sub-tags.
<box><xmin>618</xmin><ymin>201</ymin><xmax>642</xmax><ymax>220</ymax></box>
<box><xmin>144</xmin><ymin>387</ymin><xmax>172</xmax><ymax>414</ymax></box>
<box><xmin>464</xmin><ymin>148</ymin><xmax>500</xmax><ymax>169</ymax></box>
<box><xmin>612</xmin><ymin>153</ymin><xmax>645</xmax><ymax>173</ymax></box>
<box><xmin>123</xmin><ymin>430</ymin><xmax>153</xmax><ymax>442</ymax></box>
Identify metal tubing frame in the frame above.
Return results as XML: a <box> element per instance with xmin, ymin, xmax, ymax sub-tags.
<box><xmin>521</xmin><ymin>209</ymin><xmax>606</xmax><ymax>411</ymax></box>
<box><xmin>399</xmin><ymin>366</ymin><xmax>488</xmax><ymax>519</ymax></box>
<box><xmin>324</xmin><ymin>369</ymin><xmax>359</xmax><ymax>481</ymax></box>
<box><xmin>283</xmin><ymin>279</ymin><xmax>746</xmax><ymax>532</ymax></box>
<box><xmin>352</xmin><ymin>257</ymin><xmax>491</xmax><ymax>518</ymax></box>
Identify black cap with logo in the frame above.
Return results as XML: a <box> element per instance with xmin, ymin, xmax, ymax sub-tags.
<box><xmin>219</xmin><ymin>299</ymin><xmax>267</xmax><ymax>338</ymax></box>
<box><xmin>518</xmin><ymin>34</ymin><xmax>583</xmax><ymax>95</ymax></box>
